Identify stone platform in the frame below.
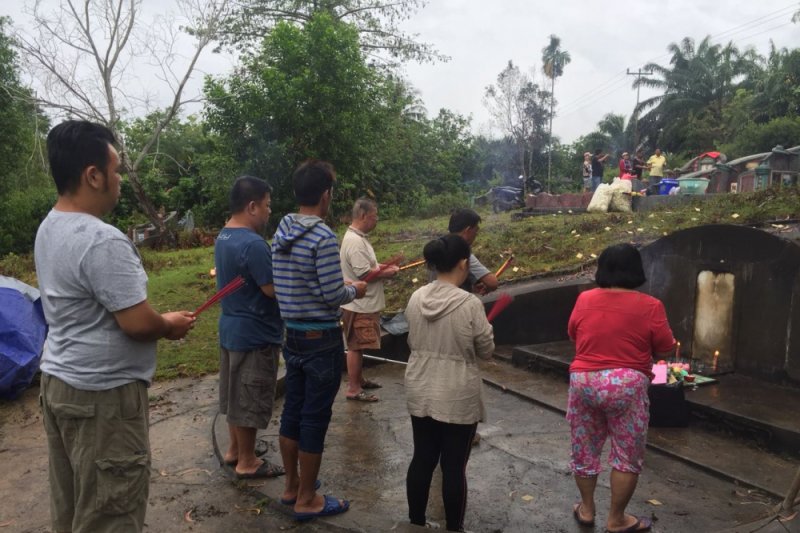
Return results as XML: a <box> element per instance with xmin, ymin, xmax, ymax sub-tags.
<box><xmin>511</xmin><ymin>341</ymin><xmax>800</xmax><ymax>456</ymax></box>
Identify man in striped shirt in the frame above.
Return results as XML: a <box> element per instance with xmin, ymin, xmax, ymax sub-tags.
<box><xmin>272</xmin><ymin>159</ymin><xmax>366</xmax><ymax>521</ymax></box>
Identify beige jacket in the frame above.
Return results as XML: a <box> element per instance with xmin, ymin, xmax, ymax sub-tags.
<box><xmin>404</xmin><ymin>280</ymin><xmax>495</xmax><ymax>424</ymax></box>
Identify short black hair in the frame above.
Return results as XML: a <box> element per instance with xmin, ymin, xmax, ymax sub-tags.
<box><xmin>47</xmin><ymin>120</ymin><xmax>116</xmax><ymax>195</ymax></box>
<box><xmin>230</xmin><ymin>175</ymin><xmax>271</xmax><ymax>214</ymax></box>
<box><xmin>293</xmin><ymin>159</ymin><xmax>335</xmax><ymax>206</ymax></box>
<box><xmin>594</xmin><ymin>148</ymin><xmax>603</xmax><ymax>156</ymax></box>
<box><xmin>595</xmin><ymin>243</ymin><xmax>647</xmax><ymax>289</ymax></box>
<box><xmin>448</xmin><ymin>208</ymin><xmax>481</xmax><ymax>233</ymax></box>
<box><xmin>423</xmin><ymin>234</ymin><xmax>471</xmax><ymax>273</ymax></box>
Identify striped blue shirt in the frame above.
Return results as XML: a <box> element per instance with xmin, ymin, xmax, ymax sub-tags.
<box><xmin>272</xmin><ymin>213</ymin><xmax>356</xmax><ymax>322</ymax></box>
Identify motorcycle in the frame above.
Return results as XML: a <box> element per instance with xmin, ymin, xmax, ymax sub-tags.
<box><xmin>490</xmin><ymin>179</ymin><xmax>543</xmax><ymax>213</ymax></box>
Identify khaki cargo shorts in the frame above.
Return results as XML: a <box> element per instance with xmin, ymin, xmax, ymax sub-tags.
<box><xmin>219</xmin><ymin>345</ymin><xmax>279</xmax><ymax>429</ymax></box>
<box><xmin>40</xmin><ymin>373</ymin><xmax>150</xmax><ymax>533</ymax></box>
<box><xmin>341</xmin><ymin>309</ymin><xmax>381</xmax><ymax>351</ymax></box>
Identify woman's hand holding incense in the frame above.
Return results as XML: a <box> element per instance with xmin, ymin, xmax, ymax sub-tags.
<box><xmin>163</xmin><ymin>311</ymin><xmax>196</xmax><ymax>340</ymax></box>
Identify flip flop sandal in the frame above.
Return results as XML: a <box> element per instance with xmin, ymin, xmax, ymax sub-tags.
<box><xmin>573</xmin><ymin>502</ymin><xmax>595</xmax><ymax>527</ymax></box>
<box><xmin>346</xmin><ymin>391</ymin><xmax>379</xmax><ymax>402</ymax></box>
<box><xmin>280</xmin><ymin>479</ymin><xmax>322</xmax><ymax>505</ymax></box>
<box><xmin>235</xmin><ymin>460</ymin><xmax>285</xmax><ymax>479</ymax></box>
<box><xmin>223</xmin><ymin>439</ymin><xmax>270</xmax><ymax>466</ymax></box>
<box><xmin>294</xmin><ymin>495</ymin><xmax>350</xmax><ymax>522</ymax></box>
<box><xmin>606</xmin><ymin>516</ymin><xmax>652</xmax><ymax>533</ymax></box>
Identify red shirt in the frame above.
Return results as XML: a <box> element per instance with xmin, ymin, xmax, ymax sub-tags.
<box><xmin>568</xmin><ymin>288</ymin><xmax>675</xmax><ymax>379</ymax></box>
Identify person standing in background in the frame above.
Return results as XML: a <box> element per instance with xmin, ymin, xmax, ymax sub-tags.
<box><xmin>647</xmin><ymin>149</ymin><xmax>667</xmax><ymax>186</ymax></box>
<box><xmin>591</xmin><ymin>149</ymin><xmax>609</xmax><ymax>191</ymax></box>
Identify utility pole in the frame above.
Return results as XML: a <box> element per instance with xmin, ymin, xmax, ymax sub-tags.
<box><xmin>627</xmin><ymin>68</ymin><xmax>652</xmax><ymax>152</ymax></box>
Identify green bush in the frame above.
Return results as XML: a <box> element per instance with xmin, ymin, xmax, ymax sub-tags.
<box><xmin>0</xmin><ymin>186</ymin><xmax>55</xmax><ymax>256</ymax></box>
<box><xmin>382</xmin><ymin>190</ymin><xmax>472</xmax><ymax>219</ymax></box>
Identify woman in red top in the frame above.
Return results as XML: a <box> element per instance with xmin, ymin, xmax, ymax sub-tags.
<box><xmin>567</xmin><ymin>244</ymin><xmax>675</xmax><ymax>533</ymax></box>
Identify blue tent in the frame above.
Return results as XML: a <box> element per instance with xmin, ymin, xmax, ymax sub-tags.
<box><xmin>0</xmin><ymin>278</ymin><xmax>47</xmax><ymax>400</ymax></box>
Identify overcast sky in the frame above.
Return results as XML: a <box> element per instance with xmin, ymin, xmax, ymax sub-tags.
<box><xmin>2</xmin><ymin>0</ymin><xmax>799</xmax><ymax>143</ymax></box>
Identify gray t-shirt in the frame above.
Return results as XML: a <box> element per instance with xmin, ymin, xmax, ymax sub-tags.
<box><xmin>426</xmin><ymin>254</ymin><xmax>491</xmax><ymax>293</ymax></box>
<box><xmin>35</xmin><ymin>210</ymin><xmax>154</xmax><ymax>391</ymax></box>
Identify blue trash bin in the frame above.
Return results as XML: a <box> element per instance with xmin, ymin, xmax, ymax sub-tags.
<box><xmin>658</xmin><ymin>178</ymin><xmax>679</xmax><ymax>195</ymax></box>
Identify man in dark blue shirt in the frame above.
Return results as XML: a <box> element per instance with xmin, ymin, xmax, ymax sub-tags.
<box><xmin>215</xmin><ymin>176</ymin><xmax>285</xmax><ymax>479</ymax></box>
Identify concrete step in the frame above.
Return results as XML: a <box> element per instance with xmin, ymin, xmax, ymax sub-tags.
<box><xmin>510</xmin><ymin>341</ymin><xmax>800</xmax><ymax>456</ymax></box>
<box><xmin>480</xmin><ymin>356</ymin><xmax>799</xmax><ymax>499</ymax></box>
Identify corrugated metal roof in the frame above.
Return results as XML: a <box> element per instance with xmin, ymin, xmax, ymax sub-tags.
<box><xmin>677</xmin><ymin>168</ymin><xmax>714</xmax><ymax>180</ymax></box>
<box><xmin>726</xmin><ymin>152</ymin><xmax>770</xmax><ymax>166</ymax></box>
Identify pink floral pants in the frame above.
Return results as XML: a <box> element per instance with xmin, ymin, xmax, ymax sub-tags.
<box><xmin>566</xmin><ymin>368</ymin><xmax>650</xmax><ymax>476</ymax></box>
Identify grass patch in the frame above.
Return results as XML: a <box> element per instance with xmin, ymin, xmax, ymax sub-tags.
<box><xmin>2</xmin><ymin>189</ymin><xmax>798</xmax><ymax>382</ymax></box>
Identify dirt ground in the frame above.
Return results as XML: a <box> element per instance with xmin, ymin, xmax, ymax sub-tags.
<box><xmin>0</xmin><ymin>375</ymin><xmax>323</xmax><ymax>533</ymax></box>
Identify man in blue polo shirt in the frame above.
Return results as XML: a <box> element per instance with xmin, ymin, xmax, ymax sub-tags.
<box><xmin>215</xmin><ymin>176</ymin><xmax>285</xmax><ymax>479</ymax></box>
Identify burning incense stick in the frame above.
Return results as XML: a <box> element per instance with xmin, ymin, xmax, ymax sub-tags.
<box><xmin>193</xmin><ymin>275</ymin><xmax>245</xmax><ymax>317</ymax></box>
<box><xmin>486</xmin><ymin>293</ymin><xmax>513</xmax><ymax>323</ymax></box>
<box><xmin>399</xmin><ymin>259</ymin><xmax>425</xmax><ymax>271</ymax></box>
<box><xmin>495</xmin><ymin>254</ymin><xmax>515</xmax><ymax>278</ymax></box>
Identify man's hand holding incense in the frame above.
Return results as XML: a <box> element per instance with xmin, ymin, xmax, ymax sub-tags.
<box><xmin>376</xmin><ymin>264</ymin><xmax>400</xmax><ymax>279</ymax></box>
<box><xmin>163</xmin><ymin>311</ymin><xmax>196</xmax><ymax>340</ymax></box>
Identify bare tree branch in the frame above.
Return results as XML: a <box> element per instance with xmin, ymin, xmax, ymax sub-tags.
<box><xmin>16</xmin><ymin>0</ymin><xmax>231</xmax><ymax>236</ymax></box>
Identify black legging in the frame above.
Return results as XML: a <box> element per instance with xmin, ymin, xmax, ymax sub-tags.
<box><xmin>407</xmin><ymin>415</ymin><xmax>477</xmax><ymax>531</ymax></box>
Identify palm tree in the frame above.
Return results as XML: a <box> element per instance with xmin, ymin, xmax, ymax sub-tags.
<box><xmin>633</xmin><ymin>36</ymin><xmax>759</xmax><ymax>152</ymax></box>
<box><xmin>541</xmin><ymin>34</ymin><xmax>571</xmax><ymax>191</ymax></box>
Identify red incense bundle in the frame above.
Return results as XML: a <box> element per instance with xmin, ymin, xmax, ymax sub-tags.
<box><xmin>495</xmin><ymin>254</ymin><xmax>515</xmax><ymax>278</ymax></box>
<box><xmin>193</xmin><ymin>275</ymin><xmax>245</xmax><ymax>317</ymax></box>
<box><xmin>486</xmin><ymin>292</ymin><xmax>513</xmax><ymax>323</ymax></box>
<box><xmin>362</xmin><ymin>254</ymin><xmax>404</xmax><ymax>283</ymax></box>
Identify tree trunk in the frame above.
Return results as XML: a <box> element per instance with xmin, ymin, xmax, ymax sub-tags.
<box><xmin>119</xmin><ymin>150</ymin><xmax>167</xmax><ymax>244</ymax></box>
<box><xmin>547</xmin><ymin>75</ymin><xmax>555</xmax><ymax>193</ymax></box>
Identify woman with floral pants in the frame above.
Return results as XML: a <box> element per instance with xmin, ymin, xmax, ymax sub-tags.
<box><xmin>567</xmin><ymin>244</ymin><xmax>675</xmax><ymax>533</ymax></box>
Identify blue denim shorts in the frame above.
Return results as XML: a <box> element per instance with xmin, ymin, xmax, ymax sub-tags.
<box><xmin>279</xmin><ymin>327</ymin><xmax>344</xmax><ymax>454</ymax></box>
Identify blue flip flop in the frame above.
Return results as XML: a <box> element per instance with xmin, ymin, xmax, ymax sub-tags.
<box><xmin>294</xmin><ymin>494</ymin><xmax>350</xmax><ymax>522</ymax></box>
<box><xmin>279</xmin><ymin>479</ymin><xmax>322</xmax><ymax>505</ymax></box>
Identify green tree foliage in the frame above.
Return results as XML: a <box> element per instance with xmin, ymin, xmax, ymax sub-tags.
<box><xmin>116</xmin><ymin>113</ymin><xmax>238</xmax><ymax>229</ymax></box>
<box><xmin>575</xmin><ymin>113</ymin><xmax>633</xmax><ymax>158</ymax></box>
<box><xmin>0</xmin><ymin>16</ymin><xmax>52</xmax><ymax>256</ymax></box>
<box><xmin>634</xmin><ymin>36</ymin><xmax>760</xmax><ymax>152</ymax></box>
<box><xmin>218</xmin><ymin>0</ymin><xmax>444</xmax><ymax>64</ymax></box>
<box><xmin>205</xmin><ymin>13</ymin><xmax>473</xmax><ymax>219</ymax></box>
<box><xmin>0</xmin><ymin>17</ymin><xmax>48</xmax><ymax>195</ymax></box>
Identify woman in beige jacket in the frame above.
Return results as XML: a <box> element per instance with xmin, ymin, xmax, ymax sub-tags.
<box><xmin>404</xmin><ymin>234</ymin><xmax>495</xmax><ymax>532</ymax></box>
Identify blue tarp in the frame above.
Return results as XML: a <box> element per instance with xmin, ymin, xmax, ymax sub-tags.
<box><xmin>0</xmin><ymin>284</ymin><xmax>47</xmax><ymax>400</ymax></box>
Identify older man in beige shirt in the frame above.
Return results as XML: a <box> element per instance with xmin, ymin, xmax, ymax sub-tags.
<box><xmin>340</xmin><ymin>198</ymin><xmax>399</xmax><ymax>402</ymax></box>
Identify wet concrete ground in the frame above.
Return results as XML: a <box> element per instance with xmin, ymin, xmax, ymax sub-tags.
<box><xmin>0</xmin><ymin>376</ymin><xmax>322</xmax><ymax>532</ymax></box>
<box><xmin>217</xmin><ymin>362</ymin><xmax>800</xmax><ymax>533</ymax></box>
<box><xmin>1</xmin><ymin>362</ymin><xmax>798</xmax><ymax>532</ymax></box>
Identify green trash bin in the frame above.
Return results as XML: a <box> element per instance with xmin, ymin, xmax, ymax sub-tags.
<box><xmin>677</xmin><ymin>177</ymin><xmax>710</xmax><ymax>195</ymax></box>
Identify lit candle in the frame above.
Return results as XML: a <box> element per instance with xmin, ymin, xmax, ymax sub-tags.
<box><xmin>712</xmin><ymin>350</ymin><xmax>719</xmax><ymax>372</ymax></box>
<box><xmin>675</xmin><ymin>341</ymin><xmax>681</xmax><ymax>363</ymax></box>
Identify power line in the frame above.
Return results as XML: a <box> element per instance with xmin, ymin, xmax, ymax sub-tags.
<box><xmin>561</xmin><ymin>3</ymin><xmax>797</xmax><ymax>116</ymax></box>
<box><xmin>555</xmin><ymin>3</ymin><xmax>799</xmax><ymax>115</ymax></box>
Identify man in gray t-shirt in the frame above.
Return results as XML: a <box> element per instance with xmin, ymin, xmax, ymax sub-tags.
<box><xmin>447</xmin><ymin>209</ymin><xmax>498</xmax><ymax>295</ymax></box>
<box><xmin>35</xmin><ymin>121</ymin><xmax>195</xmax><ymax>533</ymax></box>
